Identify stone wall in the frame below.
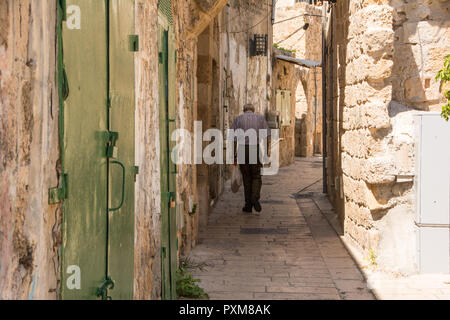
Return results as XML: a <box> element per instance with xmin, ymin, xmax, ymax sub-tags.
<box><xmin>326</xmin><ymin>0</ymin><xmax>449</xmax><ymax>275</ymax></box>
<box><xmin>0</xmin><ymin>0</ymin><xmax>59</xmax><ymax>299</ymax></box>
<box><xmin>133</xmin><ymin>0</ymin><xmax>161</xmax><ymax>300</ymax></box>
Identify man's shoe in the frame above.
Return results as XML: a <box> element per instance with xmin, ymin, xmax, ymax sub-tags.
<box><xmin>253</xmin><ymin>201</ymin><xmax>262</xmax><ymax>212</ymax></box>
<box><xmin>242</xmin><ymin>205</ymin><xmax>252</xmax><ymax>213</ymax></box>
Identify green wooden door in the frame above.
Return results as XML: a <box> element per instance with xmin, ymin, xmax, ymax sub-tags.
<box><xmin>60</xmin><ymin>0</ymin><xmax>108</xmax><ymax>300</ymax></box>
<box><xmin>108</xmin><ymin>0</ymin><xmax>136</xmax><ymax>300</ymax></box>
<box><xmin>158</xmin><ymin>11</ymin><xmax>178</xmax><ymax>300</ymax></box>
<box><xmin>60</xmin><ymin>0</ymin><xmax>135</xmax><ymax>300</ymax></box>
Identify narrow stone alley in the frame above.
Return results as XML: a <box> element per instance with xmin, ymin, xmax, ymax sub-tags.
<box><xmin>188</xmin><ymin>158</ymin><xmax>375</xmax><ymax>300</ymax></box>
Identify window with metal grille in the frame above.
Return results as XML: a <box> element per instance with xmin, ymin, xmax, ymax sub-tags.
<box><xmin>250</xmin><ymin>34</ymin><xmax>268</xmax><ymax>57</ymax></box>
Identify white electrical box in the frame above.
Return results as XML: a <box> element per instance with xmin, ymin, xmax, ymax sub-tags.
<box><xmin>416</xmin><ymin>226</ymin><xmax>449</xmax><ymax>273</ymax></box>
<box><xmin>414</xmin><ymin>112</ymin><xmax>450</xmax><ymax>273</ymax></box>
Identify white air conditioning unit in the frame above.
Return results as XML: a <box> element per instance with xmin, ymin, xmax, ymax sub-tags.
<box><xmin>414</xmin><ymin>112</ymin><xmax>450</xmax><ymax>273</ymax></box>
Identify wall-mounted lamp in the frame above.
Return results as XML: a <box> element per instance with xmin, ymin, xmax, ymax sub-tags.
<box><xmin>250</xmin><ymin>34</ymin><xmax>268</xmax><ymax>56</ymax></box>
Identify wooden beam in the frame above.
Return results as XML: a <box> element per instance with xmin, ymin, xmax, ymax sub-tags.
<box><xmin>187</xmin><ymin>0</ymin><xmax>230</xmax><ymax>38</ymax></box>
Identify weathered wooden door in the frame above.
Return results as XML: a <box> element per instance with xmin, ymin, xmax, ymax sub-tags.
<box><xmin>58</xmin><ymin>0</ymin><xmax>136</xmax><ymax>300</ymax></box>
<box><xmin>158</xmin><ymin>8</ymin><xmax>178</xmax><ymax>300</ymax></box>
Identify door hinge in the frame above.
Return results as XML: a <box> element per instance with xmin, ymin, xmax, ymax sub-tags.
<box><xmin>49</xmin><ymin>174</ymin><xmax>68</xmax><ymax>204</ymax></box>
<box><xmin>96</xmin><ymin>276</ymin><xmax>115</xmax><ymax>300</ymax></box>
<box><xmin>133</xmin><ymin>166</ymin><xmax>139</xmax><ymax>182</ymax></box>
<box><xmin>106</xmin><ymin>131</ymin><xmax>119</xmax><ymax>158</ymax></box>
<box><xmin>128</xmin><ymin>35</ymin><xmax>139</xmax><ymax>52</ymax></box>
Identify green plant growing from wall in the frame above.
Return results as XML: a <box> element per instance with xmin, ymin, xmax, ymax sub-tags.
<box><xmin>273</xmin><ymin>43</ymin><xmax>296</xmax><ymax>55</ymax></box>
<box><xmin>176</xmin><ymin>256</ymin><xmax>209</xmax><ymax>299</ymax></box>
<box><xmin>368</xmin><ymin>249</ymin><xmax>377</xmax><ymax>267</ymax></box>
<box><xmin>188</xmin><ymin>203</ymin><xmax>197</xmax><ymax>216</ymax></box>
<box><xmin>435</xmin><ymin>54</ymin><xmax>450</xmax><ymax>121</ymax></box>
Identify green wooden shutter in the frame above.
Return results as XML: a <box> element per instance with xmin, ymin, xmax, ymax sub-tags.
<box><xmin>276</xmin><ymin>90</ymin><xmax>292</xmax><ymax>127</ymax></box>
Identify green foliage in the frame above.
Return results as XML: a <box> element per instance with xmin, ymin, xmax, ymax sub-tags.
<box><xmin>176</xmin><ymin>257</ymin><xmax>209</xmax><ymax>299</ymax></box>
<box><xmin>435</xmin><ymin>54</ymin><xmax>450</xmax><ymax>121</ymax></box>
<box><xmin>188</xmin><ymin>203</ymin><xmax>197</xmax><ymax>216</ymax></box>
<box><xmin>176</xmin><ymin>269</ymin><xmax>209</xmax><ymax>299</ymax></box>
<box><xmin>273</xmin><ymin>43</ymin><xmax>296</xmax><ymax>55</ymax></box>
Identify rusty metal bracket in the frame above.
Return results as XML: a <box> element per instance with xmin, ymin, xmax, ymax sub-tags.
<box><xmin>96</xmin><ymin>276</ymin><xmax>115</xmax><ymax>300</ymax></box>
<box><xmin>128</xmin><ymin>35</ymin><xmax>139</xmax><ymax>52</ymax></box>
<box><xmin>49</xmin><ymin>174</ymin><xmax>68</xmax><ymax>204</ymax></box>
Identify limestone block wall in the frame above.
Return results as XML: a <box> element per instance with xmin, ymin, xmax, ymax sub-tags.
<box><xmin>328</xmin><ymin>0</ymin><xmax>449</xmax><ymax>275</ymax></box>
<box><xmin>391</xmin><ymin>0</ymin><xmax>449</xmax><ymax>112</ymax></box>
<box><xmin>0</xmin><ymin>1</ymin><xmax>60</xmax><ymax>299</ymax></box>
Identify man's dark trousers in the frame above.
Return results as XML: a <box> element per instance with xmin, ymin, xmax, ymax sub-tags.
<box><xmin>239</xmin><ymin>145</ymin><xmax>262</xmax><ymax>207</ymax></box>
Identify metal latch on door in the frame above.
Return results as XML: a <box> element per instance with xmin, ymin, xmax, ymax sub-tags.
<box><xmin>164</xmin><ymin>192</ymin><xmax>176</xmax><ymax>208</ymax></box>
<box><xmin>106</xmin><ymin>131</ymin><xmax>119</xmax><ymax>159</ymax></box>
<box><xmin>48</xmin><ymin>174</ymin><xmax>68</xmax><ymax>204</ymax></box>
<box><xmin>106</xmin><ymin>131</ymin><xmax>126</xmax><ymax>212</ymax></box>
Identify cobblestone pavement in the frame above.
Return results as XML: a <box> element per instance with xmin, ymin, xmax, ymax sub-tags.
<box><xmin>188</xmin><ymin>157</ymin><xmax>375</xmax><ymax>300</ymax></box>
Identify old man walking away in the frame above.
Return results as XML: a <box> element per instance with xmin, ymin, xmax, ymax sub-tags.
<box><xmin>232</xmin><ymin>103</ymin><xmax>271</xmax><ymax>213</ymax></box>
